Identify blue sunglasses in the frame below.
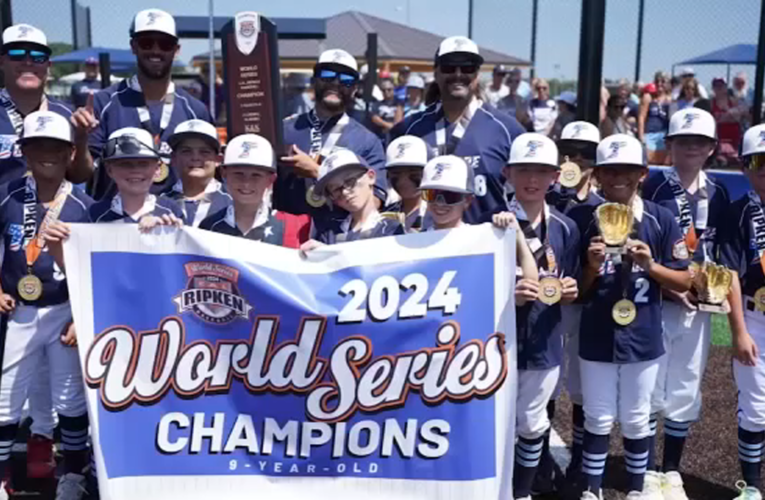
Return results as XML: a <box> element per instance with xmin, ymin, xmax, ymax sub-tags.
<box><xmin>6</xmin><ymin>48</ymin><xmax>49</xmax><ymax>64</ymax></box>
<box><xmin>318</xmin><ymin>69</ymin><xmax>357</xmax><ymax>87</ymax></box>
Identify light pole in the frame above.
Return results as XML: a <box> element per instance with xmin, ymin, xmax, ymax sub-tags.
<box><xmin>208</xmin><ymin>0</ymin><xmax>216</xmax><ymax>120</ymax></box>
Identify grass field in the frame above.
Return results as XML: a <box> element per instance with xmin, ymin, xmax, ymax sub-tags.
<box><xmin>712</xmin><ymin>314</ymin><xmax>732</xmax><ymax>346</ymax></box>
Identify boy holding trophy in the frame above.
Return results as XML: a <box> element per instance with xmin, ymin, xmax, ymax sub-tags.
<box><xmin>641</xmin><ymin>108</ymin><xmax>732</xmax><ymax>499</ymax></box>
<box><xmin>571</xmin><ymin>134</ymin><xmax>692</xmax><ymax>500</ymax></box>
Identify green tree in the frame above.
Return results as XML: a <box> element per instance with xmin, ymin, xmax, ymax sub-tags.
<box><xmin>48</xmin><ymin>42</ymin><xmax>78</xmax><ymax>79</ymax></box>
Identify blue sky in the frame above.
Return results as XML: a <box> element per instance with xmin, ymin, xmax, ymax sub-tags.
<box><xmin>14</xmin><ymin>0</ymin><xmax>762</xmax><ymax>87</ymax></box>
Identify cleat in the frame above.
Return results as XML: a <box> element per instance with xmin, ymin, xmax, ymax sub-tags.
<box><xmin>55</xmin><ymin>472</ymin><xmax>88</xmax><ymax>500</ymax></box>
<box><xmin>626</xmin><ymin>491</ymin><xmax>643</xmax><ymax>500</ymax></box>
<box><xmin>27</xmin><ymin>434</ymin><xmax>56</xmax><ymax>479</ymax></box>
<box><xmin>580</xmin><ymin>489</ymin><xmax>603</xmax><ymax>500</ymax></box>
<box><xmin>662</xmin><ymin>471</ymin><xmax>688</xmax><ymax>500</ymax></box>
<box><xmin>642</xmin><ymin>470</ymin><xmax>665</xmax><ymax>500</ymax></box>
<box><xmin>734</xmin><ymin>481</ymin><xmax>763</xmax><ymax>500</ymax></box>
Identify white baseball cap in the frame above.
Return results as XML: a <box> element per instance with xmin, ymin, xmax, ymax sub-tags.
<box><xmin>667</xmin><ymin>108</ymin><xmax>716</xmax><ymax>141</ymax></box>
<box><xmin>385</xmin><ymin>136</ymin><xmax>429</xmax><ymax>169</ymax></box>
<box><xmin>679</xmin><ymin>66</ymin><xmax>695</xmax><ymax>77</ymax></box>
<box><xmin>131</xmin><ymin>9</ymin><xmax>177</xmax><ymax>39</ymax></box>
<box><xmin>436</xmin><ymin>36</ymin><xmax>483</xmax><ymax>65</ymax></box>
<box><xmin>596</xmin><ymin>134</ymin><xmax>647</xmax><ymax>167</ymax></box>
<box><xmin>105</xmin><ymin>127</ymin><xmax>159</xmax><ymax>160</ymax></box>
<box><xmin>407</xmin><ymin>74</ymin><xmax>425</xmax><ymax>90</ymax></box>
<box><xmin>2</xmin><ymin>24</ymin><xmax>49</xmax><ymax>53</ymax></box>
<box><xmin>508</xmin><ymin>133</ymin><xmax>559</xmax><ymax>169</ymax></box>
<box><xmin>316</xmin><ymin>49</ymin><xmax>359</xmax><ymax>75</ymax></box>
<box><xmin>420</xmin><ymin>155</ymin><xmax>474</xmax><ymax>194</ymax></box>
<box><xmin>741</xmin><ymin>124</ymin><xmax>765</xmax><ymax>157</ymax></box>
<box><xmin>560</xmin><ymin>121</ymin><xmax>601</xmax><ymax>145</ymax></box>
<box><xmin>315</xmin><ymin>149</ymin><xmax>369</xmax><ymax>196</ymax></box>
<box><xmin>222</xmin><ymin>134</ymin><xmax>274</xmax><ymax>170</ymax></box>
<box><xmin>169</xmin><ymin>119</ymin><xmax>220</xmax><ymax>151</ymax></box>
<box><xmin>18</xmin><ymin>111</ymin><xmax>72</xmax><ymax>146</ymax></box>
<box><xmin>556</xmin><ymin>91</ymin><xmax>577</xmax><ymax>107</ymax></box>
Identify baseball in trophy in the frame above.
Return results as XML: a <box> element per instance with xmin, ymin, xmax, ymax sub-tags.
<box><xmin>693</xmin><ymin>262</ymin><xmax>732</xmax><ymax>313</ymax></box>
<box><xmin>596</xmin><ymin>202</ymin><xmax>634</xmax><ymax>254</ymax></box>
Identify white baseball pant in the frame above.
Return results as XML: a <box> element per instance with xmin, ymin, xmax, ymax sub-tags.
<box><xmin>21</xmin><ymin>360</ymin><xmax>58</xmax><ymax>439</ymax></box>
<box><xmin>580</xmin><ymin>357</ymin><xmax>662</xmax><ymax>439</ymax></box>
<box><xmin>0</xmin><ymin>302</ymin><xmax>86</xmax><ymax>425</ymax></box>
<box><xmin>517</xmin><ymin>367</ymin><xmax>560</xmax><ymax>439</ymax></box>
<box><xmin>651</xmin><ymin>302</ymin><xmax>711</xmax><ymax>421</ymax></box>
<box><xmin>734</xmin><ymin>301</ymin><xmax>765</xmax><ymax>433</ymax></box>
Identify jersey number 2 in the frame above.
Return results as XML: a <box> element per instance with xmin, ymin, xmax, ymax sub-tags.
<box><xmin>634</xmin><ymin>278</ymin><xmax>650</xmax><ymax>304</ymax></box>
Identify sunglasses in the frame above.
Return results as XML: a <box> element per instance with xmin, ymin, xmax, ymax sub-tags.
<box><xmin>440</xmin><ymin>64</ymin><xmax>479</xmax><ymax>75</ymax></box>
<box><xmin>327</xmin><ymin>171</ymin><xmax>367</xmax><ymax>199</ymax></box>
<box><xmin>104</xmin><ymin>136</ymin><xmax>157</xmax><ymax>160</ymax></box>
<box><xmin>560</xmin><ymin>143</ymin><xmax>597</xmax><ymax>160</ymax></box>
<box><xmin>318</xmin><ymin>69</ymin><xmax>357</xmax><ymax>88</ymax></box>
<box><xmin>134</xmin><ymin>36</ymin><xmax>177</xmax><ymax>52</ymax></box>
<box><xmin>388</xmin><ymin>171</ymin><xmax>422</xmax><ymax>187</ymax></box>
<box><xmin>673</xmin><ymin>136</ymin><xmax>713</xmax><ymax>148</ymax></box>
<box><xmin>422</xmin><ymin>189</ymin><xmax>468</xmax><ymax>205</ymax></box>
<box><xmin>748</xmin><ymin>155</ymin><xmax>765</xmax><ymax>171</ymax></box>
<box><xmin>6</xmin><ymin>48</ymin><xmax>49</xmax><ymax>64</ymax></box>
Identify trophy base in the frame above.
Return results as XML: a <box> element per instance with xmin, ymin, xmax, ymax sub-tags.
<box><xmin>697</xmin><ymin>302</ymin><xmax>728</xmax><ymax>314</ymax></box>
<box><xmin>604</xmin><ymin>245</ymin><xmax>628</xmax><ymax>255</ymax></box>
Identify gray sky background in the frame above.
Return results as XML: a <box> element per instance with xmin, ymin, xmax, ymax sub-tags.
<box><xmin>13</xmin><ymin>0</ymin><xmax>763</xmax><ymax>88</ymax></box>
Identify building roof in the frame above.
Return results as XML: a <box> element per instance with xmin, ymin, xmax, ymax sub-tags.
<box><xmin>192</xmin><ymin>10</ymin><xmax>529</xmax><ymax>67</ymax></box>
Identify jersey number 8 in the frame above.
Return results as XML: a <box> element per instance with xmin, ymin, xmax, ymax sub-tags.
<box><xmin>474</xmin><ymin>174</ymin><xmax>487</xmax><ymax>196</ymax></box>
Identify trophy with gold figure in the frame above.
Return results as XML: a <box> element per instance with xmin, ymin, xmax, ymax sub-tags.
<box><xmin>596</xmin><ymin>202</ymin><xmax>633</xmax><ymax>254</ymax></box>
<box><xmin>692</xmin><ymin>262</ymin><xmax>732</xmax><ymax>313</ymax></box>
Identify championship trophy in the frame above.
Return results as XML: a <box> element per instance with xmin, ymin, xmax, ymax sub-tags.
<box><xmin>692</xmin><ymin>262</ymin><xmax>732</xmax><ymax>313</ymax></box>
<box><xmin>596</xmin><ymin>202</ymin><xmax>633</xmax><ymax>254</ymax></box>
<box><xmin>221</xmin><ymin>12</ymin><xmax>283</xmax><ymax>149</ymax></box>
<box><xmin>559</xmin><ymin>157</ymin><xmax>582</xmax><ymax>188</ymax></box>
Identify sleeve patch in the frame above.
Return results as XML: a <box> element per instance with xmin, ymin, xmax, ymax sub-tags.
<box><xmin>673</xmin><ymin>239</ymin><xmax>690</xmax><ymax>260</ymax></box>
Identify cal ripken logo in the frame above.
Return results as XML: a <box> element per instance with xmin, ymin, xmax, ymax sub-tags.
<box><xmin>173</xmin><ymin>262</ymin><xmax>252</xmax><ymax>325</ymax></box>
<box><xmin>239</xmin><ymin>19</ymin><xmax>256</xmax><ymax>38</ymax></box>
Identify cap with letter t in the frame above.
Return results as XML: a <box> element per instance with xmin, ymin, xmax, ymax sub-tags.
<box><xmin>130</xmin><ymin>9</ymin><xmax>177</xmax><ymax>39</ymax></box>
<box><xmin>385</xmin><ymin>136</ymin><xmax>429</xmax><ymax>169</ymax></box>
<box><xmin>315</xmin><ymin>149</ymin><xmax>369</xmax><ymax>197</ymax></box>
<box><xmin>222</xmin><ymin>134</ymin><xmax>275</xmax><ymax>170</ymax></box>
<box><xmin>316</xmin><ymin>49</ymin><xmax>359</xmax><ymax>76</ymax></box>
<box><xmin>2</xmin><ymin>24</ymin><xmax>49</xmax><ymax>53</ymax></box>
<box><xmin>421</xmin><ymin>155</ymin><xmax>474</xmax><ymax>194</ymax></box>
<box><xmin>18</xmin><ymin>111</ymin><xmax>72</xmax><ymax>146</ymax></box>
<box><xmin>436</xmin><ymin>36</ymin><xmax>483</xmax><ymax>65</ymax></box>
<box><xmin>596</xmin><ymin>134</ymin><xmax>647</xmax><ymax>168</ymax></box>
<box><xmin>508</xmin><ymin>133</ymin><xmax>559</xmax><ymax>169</ymax></box>
<box><xmin>169</xmin><ymin>119</ymin><xmax>221</xmax><ymax>152</ymax></box>
<box><xmin>667</xmin><ymin>108</ymin><xmax>716</xmax><ymax>141</ymax></box>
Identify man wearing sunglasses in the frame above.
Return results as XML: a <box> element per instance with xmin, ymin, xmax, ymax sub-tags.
<box><xmin>0</xmin><ymin>24</ymin><xmax>91</xmax><ymax>187</ymax></box>
<box><xmin>278</xmin><ymin>49</ymin><xmax>387</xmax><ymax>236</ymax></box>
<box><xmin>390</xmin><ymin>35</ymin><xmax>525</xmax><ymax>225</ymax></box>
<box><xmin>71</xmin><ymin>8</ymin><xmax>211</xmax><ymax>201</ymax></box>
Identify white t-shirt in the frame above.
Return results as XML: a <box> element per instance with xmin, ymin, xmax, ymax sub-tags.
<box><xmin>485</xmin><ymin>84</ymin><xmax>510</xmax><ymax>107</ymax></box>
<box><xmin>530</xmin><ymin>98</ymin><xmax>558</xmax><ymax>134</ymax></box>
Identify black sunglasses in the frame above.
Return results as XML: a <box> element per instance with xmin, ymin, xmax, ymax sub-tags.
<box><xmin>104</xmin><ymin>136</ymin><xmax>158</xmax><ymax>160</ymax></box>
<box><xmin>388</xmin><ymin>170</ymin><xmax>422</xmax><ymax>187</ymax></box>
<box><xmin>6</xmin><ymin>48</ymin><xmax>49</xmax><ymax>64</ymax></box>
<box><xmin>134</xmin><ymin>36</ymin><xmax>177</xmax><ymax>52</ymax></box>
<box><xmin>559</xmin><ymin>143</ymin><xmax>597</xmax><ymax>160</ymax></box>
<box><xmin>440</xmin><ymin>64</ymin><xmax>479</xmax><ymax>75</ymax></box>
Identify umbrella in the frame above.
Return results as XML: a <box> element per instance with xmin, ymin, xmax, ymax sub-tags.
<box><xmin>52</xmin><ymin>47</ymin><xmax>185</xmax><ymax>72</ymax></box>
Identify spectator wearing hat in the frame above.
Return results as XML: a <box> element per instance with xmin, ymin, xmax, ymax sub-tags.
<box><xmin>200</xmin><ymin>134</ymin><xmax>309</xmax><ymax>247</ymax></box>
<box><xmin>394</xmin><ymin>66</ymin><xmax>411</xmax><ymax>104</ymax></box>
<box><xmin>672</xmin><ymin>67</ymin><xmax>708</xmax><ymax>101</ymax></box>
<box><xmin>601</xmin><ymin>95</ymin><xmax>634</xmax><ymax>138</ymax></box>
<box><xmin>550</xmin><ymin>91</ymin><xmax>577</xmax><ymax>141</ymax></box>
<box><xmin>278</xmin><ymin>49</ymin><xmax>387</xmax><ymax>236</ymax></box>
<box><xmin>0</xmin><ymin>24</ymin><xmax>91</xmax><ymax>185</ymax></box>
<box><xmin>485</xmin><ymin>65</ymin><xmax>510</xmax><ymax>107</ymax></box>
<box><xmin>529</xmin><ymin>78</ymin><xmax>558</xmax><ymax>136</ymax></box>
<box><xmin>638</xmin><ymin>71</ymin><xmax>672</xmax><ymax>165</ymax></box>
<box><xmin>71</xmin><ymin>9</ymin><xmax>212</xmax><ymax>201</ymax></box>
<box><xmin>710</xmin><ymin>76</ymin><xmax>744</xmax><ymax>158</ymax></box>
<box><xmin>369</xmin><ymin>77</ymin><xmax>398</xmax><ymax>138</ymax></box>
<box><xmin>395</xmin><ymin>74</ymin><xmax>427</xmax><ymax>122</ymax></box>
<box><xmin>390</xmin><ymin>35</ymin><xmax>525</xmax><ymax>223</ymax></box>
<box><xmin>70</xmin><ymin>57</ymin><xmax>101</xmax><ymax>109</ymax></box>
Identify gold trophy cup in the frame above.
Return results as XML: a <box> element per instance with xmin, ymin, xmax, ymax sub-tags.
<box><xmin>596</xmin><ymin>203</ymin><xmax>633</xmax><ymax>254</ymax></box>
<box><xmin>693</xmin><ymin>262</ymin><xmax>732</xmax><ymax>313</ymax></box>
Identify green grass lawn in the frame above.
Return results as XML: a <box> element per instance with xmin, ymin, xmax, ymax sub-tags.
<box><xmin>712</xmin><ymin>314</ymin><xmax>732</xmax><ymax>346</ymax></box>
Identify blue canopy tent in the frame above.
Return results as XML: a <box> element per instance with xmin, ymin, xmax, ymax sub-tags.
<box><xmin>674</xmin><ymin>43</ymin><xmax>756</xmax><ymax>83</ymax></box>
<box><xmin>51</xmin><ymin>47</ymin><xmax>184</xmax><ymax>72</ymax></box>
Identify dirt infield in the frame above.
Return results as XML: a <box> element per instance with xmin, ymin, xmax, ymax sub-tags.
<box><xmin>552</xmin><ymin>345</ymin><xmax>741</xmax><ymax>500</ymax></box>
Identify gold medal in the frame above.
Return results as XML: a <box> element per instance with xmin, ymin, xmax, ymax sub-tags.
<box><xmin>18</xmin><ymin>274</ymin><xmax>42</xmax><ymax>302</ymax></box>
<box><xmin>153</xmin><ymin>162</ymin><xmax>169</xmax><ymax>183</ymax></box>
<box><xmin>755</xmin><ymin>287</ymin><xmax>765</xmax><ymax>312</ymax></box>
<box><xmin>559</xmin><ymin>159</ymin><xmax>582</xmax><ymax>188</ymax></box>
<box><xmin>538</xmin><ymin>276</ymin><xmax>563</xmax><ymax>305</ymax></box>
<box><xmin>305</xmin><ymin>185</ymin><xmax>326</xmax><ymax>208</ymax></box>
<box><xmin>612</xmin><ymin>298</ymin><xmax>637</xmax><ymax>326</ymax></box>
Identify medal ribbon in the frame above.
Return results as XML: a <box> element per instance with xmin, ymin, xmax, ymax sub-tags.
<box><xmin>507</xmin><ymin>196</ymin><xmax>557</xmax><ymax>275</ymax></box>
<box><xmin>435</xmin><ymin>98</ymin><xmax>482</xmax><ymax>155</ymax></box>
<box><xmin>129</xmin><ymin>75</ymin><xmax>175</xmax><ymax>156</ymax></box>
<box><xmin>747</xmin><ymin>190</ymin><xmax>765</xmax><ymax>277</ymax></box>
<box><xmin>664</xmin><ymin>169</ymin><xmax>708</xmax><ymax>257</ymax></box>
<box><xmin>23</xmin><ymin>177</ymin><xmax>72</xmax><ymax>271</ymax></box>
<box><xmin>307</xmin><ymin>110</ymin><xmax>349</xmax><ymax>161</ymax></box>
<box><xmin>1</xmin><ymin>89</ymin><xmax>49</xmax><ymax>137</ymax></box>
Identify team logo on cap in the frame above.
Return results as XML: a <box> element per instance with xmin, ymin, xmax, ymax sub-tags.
<box><xmin>395</xmin><ymin>142</ymin><xmax>412</xmax><ymax>158</ymax></box>
<box><xmin>239</xmin><ymin>20</ymin><xmax>256</xmax><ymax>38</ymax></box>
<box><xmin>452</xmin><ymin>37</ymin><xmax>470</xmax><ymax>50</ymax></box>
<box><xmin>16</xmin><ymin>26</ymin><xmax>33</xmax><ymax>39</ymax></box>
<box><xmin>34</xmin><ymin>115</ymin><xmax>53</xmax><ymax>132</ymax></box>
<box><xmin>432</xmin><ymin>162</ymin><xmax>450</xmax><ymax>181</ymax></box>
<box><xmin>186</xmin><ymin>121</ymin><xmax>198</xmax><ymax>131</ymax></box>
<box><xmin>758</xmin><ymin>130</ymin><xmax>765</xmax><ymax>147</ymax></box>
<box><xmin>173</xmin><ymin>262</ymin><xmax>252</xmax><ymax>325</ymax></box>
<box><xmin>571</xmin><ymin>123</ymin><xmax>586</xmax><ymax>138</ymax></box>
<box><xmin>524</xmin><ymin>140</ymin><xmax>544</xmax><ymax>158</ymax></box>
<box><xmin>682</xmin><ymin>112</ymin><xmax>699</xmax><ymax>129</ymax></box>
<box><xmin>238</xmin><ymin>141</ymin><xmax>258</xmax><ymax>158</ymax></box>
<box><xmin>607</xmin><ymin>141</ymin><xmax>628</xmax><ymax>159</ymax></box>
<box><xmin>146</xmin><ymin>11</ymin><xmax>162</xmax><ymax>26</ymax></box>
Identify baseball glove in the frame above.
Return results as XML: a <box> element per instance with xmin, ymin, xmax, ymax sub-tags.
<box><xmin>693</xmin><ymin>262</ymin><xmax>732</xmax><ymax>305</ymax></box>
<box><xmin>596</xmin><ymin>203</ymin><xmax>633</xmax><ymax>246</ymax></box>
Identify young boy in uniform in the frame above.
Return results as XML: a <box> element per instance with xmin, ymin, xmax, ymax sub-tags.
<box><xmin>381</xmin><ymin>135</ymin><xmax>431</xmax><ymax>232</ymax></box>
<box><xmin>163</xmin><ymin>119</ymin><xmax>230</xmax><ymax>227</ymax></box>
<box><xmin>571</xmin><ymin>134</ymin><xmax>691</xmax><ymax>500</ymax></box>
<box><xmin>721</xmin><ymin>124</ymin><xmax>765</xmax><ymax>500</ymax></box>
<box><xmin>89</xmin><ymin>128</ymin><xmax>184</xmax><ymax>225</ymax></box>
<box><xmin>199</xmin><ymin>134</ymin><xmax>309</xmax><ymax>247</ymax></box>
<box><xmin>301</xmin><ymin>149</ymin><xmax>404</xmax><ymax>250</ymax></box>
<box><xmin>490</xmin><ymin>133</ymin><xmax>581</xmax><ymax>500</ymax></box>
<box><xmin>641</xmin><ymin>108</ymin><xmax>729</xmax><ymax>499</ymax></box>
<box><xmin>0</xmin><ymin>111</ymin><xmax>93</xmax><ymax>499</ymax></box>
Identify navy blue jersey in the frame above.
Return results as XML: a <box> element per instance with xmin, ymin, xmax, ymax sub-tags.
<box><xmin>0</xmin><ymin>90</ymin><xmax>72</xmax><ymax>186</ymax></box>
<box><xmin>0</xmin><ymin>178</ymin><xmax>92</xmax><ymax>307</ymax></box>
<box><xmin>720</xmin><ymin>192</ymin><xmax>765</xmax><ymax>299</ymax></box>
<box><xmin>546</xmin><ymin>184</ymin><xmax>605</xmax><ymax>215</ymax></box>
<box><xmin>572</xmin><ymin>198</ymin><xmax>690</xmax><ymax>363</ymax></box>
<box><xmin>200</xmin><ymin>205</ymin><xmax>310</xmax><ymax>249</ymax></box>
<box><xmin>161</xmin><ymin>179</ymin><xmax>231</xmax><ymax>228</ymax></box>
<box><xmin>70</xmin><ymin>78</ymin><xmax>101</xmax><ymax>109</ymax></box>
<box><xmin>642</xmin><ymin>169</ymin><xmax>729</xmax><ymax>264</ymax></box>
<box><xmin>89</xmin><ymin>194</ymin><xmax>184</xmax><ymax>223</ymax></box>
<box><xmin>88</xmin><ymin>78</ymin><xmax>212</xmax><ymax>200</ymax></box>
<box><xmin>513</xmin><ymin>205</ymin><xmax>581</xmax><ymax>370</ymax></box>
<box><xmin>390</xmin><ymin>100</ymin><xmax>526</xmax><ymax>224</ymax></box>
<box><xmin>316</xmin><ymin>213</ymin><xmax>404</xmax><ymax>244</ymax></box>
<box><xmin>276</xmin><ymin>112</ymin><xmax>387</xmax><ymax>228</ymax></box>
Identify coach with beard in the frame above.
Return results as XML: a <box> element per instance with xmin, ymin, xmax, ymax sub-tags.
<box><xmin>71</xmin><ymin>8</ymin><xmax>211</xmax><ymax>200</ymax></box>
<box><xmin>277</xmin><ymin>49</ymin><xmax>387</xmax><ymax>234</ymax></box>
